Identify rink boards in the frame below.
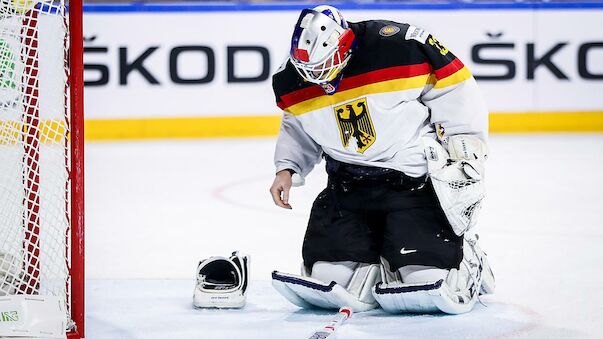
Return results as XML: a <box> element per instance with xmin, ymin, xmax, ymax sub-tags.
<box><xmin>81</xmin><ymin>2</ymin><xmax>603</xmax><ymax>139</ymax></box>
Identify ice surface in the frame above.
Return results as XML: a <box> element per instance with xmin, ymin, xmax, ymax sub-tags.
<box><xmin>87</xmin><ymin>280</ymin><xmax>539</xmax><ymax>339</ymax></box>
<box><xmin>85</xmin><ymin>135</ymin><xmax>603</xmax><ymax>338</ymax></box>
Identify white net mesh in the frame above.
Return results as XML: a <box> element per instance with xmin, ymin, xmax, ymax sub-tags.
<box><xmin>0</xmin><ymin>0</ymin><xmax>72</xmax><ymax>329</ymax></box>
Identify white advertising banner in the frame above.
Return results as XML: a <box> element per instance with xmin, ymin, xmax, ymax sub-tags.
<box><xmin>83</xmin><ymin>6</ymin><xmax>603</xmax><ymax>119</ymax></box>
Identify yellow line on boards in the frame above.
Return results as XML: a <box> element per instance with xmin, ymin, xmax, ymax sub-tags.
<box><xmin>83</xmin><ymin>111</ymin><xmax>603</xmax><ymax>141</ymax></box>
<box><xmin>489</xmin><ymin>111</ymin><xmax>603</xmax><ymax>133</ymax></box>
<box><xmin>84</xmin><ymin>116</ymin><xmax>282</xmax><ymax>141</ymax></box>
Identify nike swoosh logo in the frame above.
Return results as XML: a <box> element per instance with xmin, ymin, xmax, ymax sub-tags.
<box><xmin>400</xmin><ymin>248</ymin><xmax>417</xmax><ymax>255</ymax></box>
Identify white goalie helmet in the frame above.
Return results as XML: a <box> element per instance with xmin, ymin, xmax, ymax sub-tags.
<box><xmin>290</xmin><ymin>5</ymin><xmax>355</xmax><ymax>85</ymax></box>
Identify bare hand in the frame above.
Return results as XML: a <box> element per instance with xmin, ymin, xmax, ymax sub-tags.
<box><xmin>270</xmin><ymin>170</ymin><xmax>293</xmax><ymax>209</ymax></box>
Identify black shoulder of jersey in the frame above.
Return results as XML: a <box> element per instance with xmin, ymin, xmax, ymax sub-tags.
<box><xmin>357</xmin><ymin>20</ymin><xmax>458</xmax><ymax>71</ymax></box>
<box><xmin>271</xmin><ymin>20</ymin><xmax>440</xmax><ymax>101</ymax></box>
<box><xmin>345</xmin><ymin>20</ymin><xmax>429</xmax><ymax>77</ymax></box>
<box><xmin>350</xmin><ymin>20</ymin><xmax>413</xmax><ymax>47</ymax></box>
<box><xmin>272</xmin><ymin>59</ymin><xmax>313</xmax><ymax>103</ymax></box>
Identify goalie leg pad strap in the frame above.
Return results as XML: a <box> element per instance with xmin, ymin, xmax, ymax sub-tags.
<box><xmin>271</xmin><ymin>263</ymin><xmax>381</xmax><ymax>312</ymax></box>
<box><xmin>466</xmin><ymin>233</ymin><xmax>496</xmax><ymax>295</ymax></box>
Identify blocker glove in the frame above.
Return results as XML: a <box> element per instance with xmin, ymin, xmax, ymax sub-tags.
<box><xmin>193</xmin><ymin>251</ymin><xmax>249</xmax><ymax>309</ymax></box>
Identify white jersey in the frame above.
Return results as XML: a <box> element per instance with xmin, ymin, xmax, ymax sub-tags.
<box><xmin>272</xmin><ymin>20</ymin><xmax>488</xmax><ymax>178</ymax></box>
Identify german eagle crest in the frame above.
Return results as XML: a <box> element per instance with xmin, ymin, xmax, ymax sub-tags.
<box><xmin>334</xmin><ymin>98</ymin><xmax>376</xmax><ymax>154</ymax></box>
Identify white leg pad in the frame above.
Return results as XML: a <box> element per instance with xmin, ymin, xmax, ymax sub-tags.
<box><xmin>311</xmin><ymin>261</ymin><xmax>357</xmax><ymax>287</ymax></box>
<box><xmin>373</xmin><ymin>235</ymin><xmax>495</xmax><ymax>315</ymax></box>
<box><xmin>271</xmin><ymin>263</ymin><xmax>381</xmax><ymax>312</ymax></box>
<box><xmin>373</xmin><ymin>278</ymin><xmax>477</xmax><ymax>314</ymax></box>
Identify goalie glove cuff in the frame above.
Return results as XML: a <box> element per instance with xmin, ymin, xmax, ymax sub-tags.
<box><xmin>193</xmin><ymin>251</ymin><xmax>249</xmax><ymax>309</ymax></box>
<box><xmin>445</xmin><ymin>134</ymin><xmax>488</xmax><ymax>163</ymax></box>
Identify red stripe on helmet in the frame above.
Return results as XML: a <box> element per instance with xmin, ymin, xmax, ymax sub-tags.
<box><xmin>338</xmin><ymin>29</ymin><xmax>355</xmax><ymax>56</ymax></box>
<box><xmin>293</xmin><ymin>48</ymin><xmax>310</xmax><ymax>62</ymax></box>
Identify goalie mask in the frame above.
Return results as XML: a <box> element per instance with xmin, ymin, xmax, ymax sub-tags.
<box><xmin>290</xmin><ymin>5</ymin><xmax>355</xmax><ymax>94</ymax></box>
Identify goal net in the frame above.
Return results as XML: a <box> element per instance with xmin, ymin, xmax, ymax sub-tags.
<box><xmin>0</xmin><ymin>0</ymin><xmax>83</xmax><ymax>338</ymax></box>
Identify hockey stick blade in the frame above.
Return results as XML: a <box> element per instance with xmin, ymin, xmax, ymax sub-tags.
<box><xmin>307</xmin><ymin>307</ymin><xmax>353</xmax><ymax>339</ymax></box>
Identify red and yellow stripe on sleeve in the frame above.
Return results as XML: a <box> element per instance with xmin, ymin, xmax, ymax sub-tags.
<box><xmin>431</xmin><ymin>58</ymin><xmax>472</xmax><ymax>89</ymax></box>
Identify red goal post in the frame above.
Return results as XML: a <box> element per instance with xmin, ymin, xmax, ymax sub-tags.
<box><xmin>0</xmin><ymin>0</ymin><xmax>84</xmax><ymax>338</ymax></box>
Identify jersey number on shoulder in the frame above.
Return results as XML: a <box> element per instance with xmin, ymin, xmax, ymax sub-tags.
<box><xmin>428</xmin><ymin>36</ymin><xmax>449</xmax><ymax>56</ymax></box>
